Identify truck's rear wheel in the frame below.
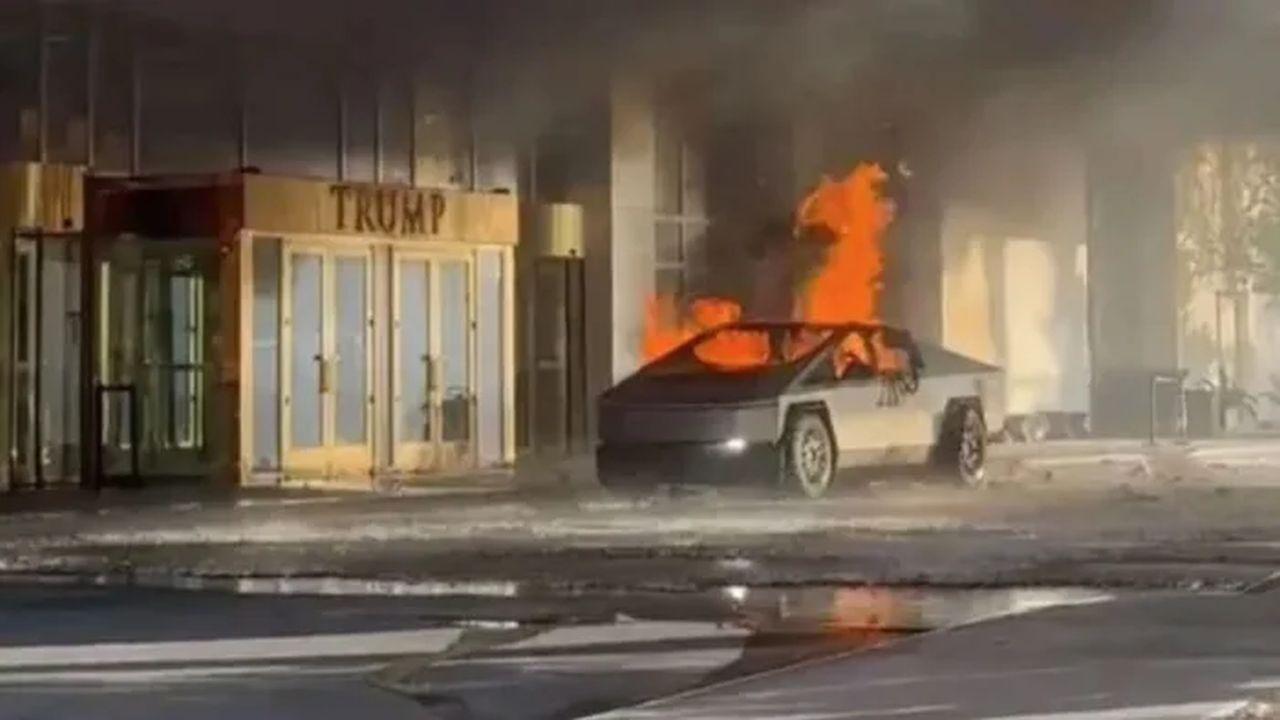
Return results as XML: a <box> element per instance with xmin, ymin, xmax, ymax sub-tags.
<box><xmin>940</xmin><ymin>404</ymin><xmax>987</xmax><ymax>487</ymax></box>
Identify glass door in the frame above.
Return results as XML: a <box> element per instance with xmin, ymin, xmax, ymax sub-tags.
<box><xmin>392</xmin><ymin>252</ymin><xmax>473</xmax><ymax>472</ymax></box>
<box><xmin>330</xmin><ymin>246</ymin><xmax>373</xmax><ymax>473</ymax></box>
<box><xmin>281</xmin><ymin>243</ymin><xmax>373</xmax><ymax>476</ymax></box>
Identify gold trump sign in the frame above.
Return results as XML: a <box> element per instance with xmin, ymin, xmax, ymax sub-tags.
<box><xmin>240</xmin><ymin>175</ymin><xmax>518</xmax><ymax>245</ymax></box>
<box><xmin>328</xmin><ymin>184</ymin><xmax>447</xmax><ymax>235</ymax></box>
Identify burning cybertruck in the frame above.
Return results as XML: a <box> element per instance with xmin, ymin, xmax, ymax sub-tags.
<box><xmin>597</xmin><ymin>322</ymin><xmax>1003</xmax><ymax>498</ymax></box>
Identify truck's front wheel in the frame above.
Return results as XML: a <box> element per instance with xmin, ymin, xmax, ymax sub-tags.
<box><xmin>781</xmin><ymin>410</ymin><xmax>836</xmax><ymax>499</ymax></box>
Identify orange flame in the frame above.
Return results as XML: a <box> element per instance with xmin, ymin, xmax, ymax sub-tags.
<box><xmin>796</xmin><ymin>163</ymin><xmax>898</xmax><ymax>376</ymax></box>
<box><xmin>643</xmin><ymin>296</ymin><xmax>744</xmax><ymax>361</ymax></box>
<box><xmin>795</xmin><ymin>163</ymin><xmax>895</xmax><ymax>325</ymax></box>
<box><xmin>693</xmin><ymin>329</ymin><xmax>771</xmax><ymax>371</ymax></box>
<box><xmin>641</xmin><ymin>162</ymin><xmax>896</xmax><ymax>373</ymax></box>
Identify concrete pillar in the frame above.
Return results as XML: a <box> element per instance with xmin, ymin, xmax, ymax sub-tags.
<box><xmin>1087</xmin><ymin>142</ymin><xmax>1179</xmax><ymax>436</ymax></box>
<box><xmin>606</xmin><ymin>76</ymin><xmax>656</xmax><ymax>383</ymax></box>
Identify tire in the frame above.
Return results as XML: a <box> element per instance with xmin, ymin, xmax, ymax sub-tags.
<box><xmin>940</xmin><ymin>403</ymin><xmax>987</xmax><ymax>487</ymax></box>
<box><xmin>781</xmin><ymin>410</ymin><xmax>836</xmax><ymax>499</ymax></box>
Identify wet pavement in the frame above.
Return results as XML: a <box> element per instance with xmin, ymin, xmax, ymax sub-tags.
<box><xmin>0</xmin><ymin>581</ymin><xmax>1118</xmax><ymax>720</ymax></box>
<box><xmin>8</xmin><ymin>476</ymin><xmax>1280</xmax><ymax>597</ymax></box>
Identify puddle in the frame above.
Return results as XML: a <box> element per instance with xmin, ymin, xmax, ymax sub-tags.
<box><xmin>729</xmin><ymin>585</ymin><xmax>1113</xmax><ymax>633</ymax></box>
<box><xmin>373</xmin><ymin>585</ymin><xmax>1115</xmax><ymax>720</ymax></box>
<box><xmin>2</xmin><ymin>569</ymin><xmax>1113</xmax><ymax>636</ymax></box>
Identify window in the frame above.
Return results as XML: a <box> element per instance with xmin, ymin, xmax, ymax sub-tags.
<box><xmin>139</xmin><ymin>46</ymin><xmax>238</xmax><ymax>173</ymax></box>
<box><xmin>379</xmin><ymin>78</ymin><xmax>412</xmax><ymax>185</ymax></box>
<box><xmin>343</xmin><ymin>75</ymin><xmax>377</xmax><ymax>182</ymax></box>
<box><xmin>653</xmin><ymin>101</ymin><xmax>706</xmax><ymax>299</ymax></box>
<box><xmin>43</xmin><ymin>6</ymin><xmax>89</xmax><ymax>164</ymax></box>
<box><xmin>413</xmin><ymin>80</ymin><xmax>473</xmax><ymax>189</ymax></box>
<box><xmin>93</xmin><ymin>17</ymin><xmax>132</xmax><ymax>172</ymax></box>
<box><xmin>246</xmin><ymin>50</ymin><xmax>339</xmax><ymax>179</ymax></box>
<box><xmin>0</xmin><ymin>8</ymin><xmax>39</xmax><ymax>162</ymax></box>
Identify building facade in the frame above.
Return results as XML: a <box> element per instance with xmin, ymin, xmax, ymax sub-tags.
<box><xmin>0</xmin><ymin>1</ymin><xmax>527</xmax><ymax>489</ymax></box>
<box><xmin>5</xmin><ymin>1</ymin><xmax>1269</xmax><ymax>491</ymax></box>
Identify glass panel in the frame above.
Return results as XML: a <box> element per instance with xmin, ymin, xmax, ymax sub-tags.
<box><xmin>38</xmin><ymin>244</ymin><xmax>64</xmax><ymax>470</ymax></box>
<box><xmin>440</xmin><ymin>260</ymin><xmax>470</xmax><ymax>443</ymax></box>
<box><xmin>682</xmin><ymin>222</ymin><xmax>708</xmax><ymax>278</ymax></box>
<box><xmin>655</xmin><ymin>221</ymin><xmax>682</xmax><ymax>264</ymax></box>
<box><xmin>398</xmin><ymin>260</ymin><xmax>431</xmax><ymax>443</ymax></box>
<box><xmin>104</xmin><ymin>263</ymin><xmax>138</xmax><ymax>451</ymax></box>
<box><xmin>139</xmin><ymin>51</ymin><xmax>239</xmax><ymax>173</ymax></box>
<box><xmin>246</xmin><ymin>52</ymin><xmax>339</xmax><ymax>178</ymax></box>
<box><xmin>168</xmin><ymin>274</ymin><xmax>203</xmax><ymax>449</ymax></box>
<box><xmin>15</xmin><ymin>249</ymin><xmax>31</xmax><ymax>363</ymax></box>
<box><xmin>655</xmin><ymin>267</ymin><xmax>684</xmax><ymax>299</ymax></box>
<box><xmin>380</xmin><ymin>82</ymin><xmax>413</xmax><ymax>185</ymax></box>
<box><xmin>169</xmin><ymin>274</ymin><xmax>191</xmax><ymax>447</ymax></box>
<box><xmin>681</xmin><ymin>139</ymin><xmax>706</xmax><ymax>217</ymax></box>
<box><xmin>334</xmin><ymin>256</ymin><xmax>368</xmax><ymax>444</ymax></box>
<box><xmin>654</xmin><ymin>110</ymin><xmax>683</xmax><ymax>215</ymax></box>
<box><xmin>45</xmin><ymin>10</ymin><xmax>89</xmax><ymax>164</ymax></box>
<box><xmin>252</xmin><ymin>239</ymin><xmax>281</xmax><ymax>468</ymax></box>
<box><xmin>40</xmin><ymin>239</ymin><xmax>81</xmax><ymax>479</ymax></box>
<box><xmin>12</xmin><ymin>248</ymin><xmax>34</xmax><ymax>473</ymax></box>
<box><xmin>289</xmin><ymin>253</ymin><xmax>323</xmax><ymax>449</ymax></box>
<box><xmin>0</xmin><ymin>12</ymin><xmax>38</xmax><ymax>161</ymax></box>
<box><xmin>476</xmin><ymin>250</ymin><xmax>503</xmax><ymax>465</ymax></box>
<box><xmin>139</xmin><ymin>260</ymin><xmax>163</xmax><ymax>451</ymax></box>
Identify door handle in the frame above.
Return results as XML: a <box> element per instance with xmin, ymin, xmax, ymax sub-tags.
<box><xmin>425</xmin><ymin>356</ymin><xmax>443</xmax><ymax>399</ymax></box>
<box><xmin>318</xmin><ymin>356</ymin><xmax>332</xmax><ymax>394</ymax></box>
<box><xmin>424</xmin><ymin>353</ymin><xmax>440</xmax><ymax>409</ymax></box>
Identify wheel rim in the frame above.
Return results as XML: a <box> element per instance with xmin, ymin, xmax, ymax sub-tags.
<box><xmin>959</xmin><ymin>410</ymin><xmax>985</xmax><ymax>482</ymax></box>
<box><xmin>794</xmin><ymin>422</ymin><xmax>832</xmax><ymax>494</ymax></box>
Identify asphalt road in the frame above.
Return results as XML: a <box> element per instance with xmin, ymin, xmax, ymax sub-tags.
<box><xmin>0</xmin><ymin>585</ymin><xmax>455</xmax><ymax>720</ymax></box>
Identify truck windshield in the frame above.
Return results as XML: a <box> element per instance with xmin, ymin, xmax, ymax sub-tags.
<box><xmin>639</xmin><ymin>325</ymin><xmax>834</xmax><ymax>376</ymax></box>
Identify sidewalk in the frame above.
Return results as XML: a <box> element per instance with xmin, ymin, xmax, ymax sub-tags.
<box><xmin>0</xmin><ymin>465</ymin><xmax>563</xmax><ymax>519</ymax></box>
<box><xmin>993</xmin><ymin>436</ymin><xmax>1280</xmax><ymax>483</ymax></box>
<box><xmin>4</xmin><ymin>437</ymin><xmax>1277</xmax><ymax>519</ymax></box>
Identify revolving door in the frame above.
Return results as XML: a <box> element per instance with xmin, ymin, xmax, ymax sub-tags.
<box><xmin>95</xmin><ymin>237</ymin><xmax>222</xmax><ymax>483</ymax></box>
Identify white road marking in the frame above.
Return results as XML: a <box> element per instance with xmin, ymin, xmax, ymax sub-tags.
<box><xmin>982</xmin><ymin>701</ymin><xmax>1249</xmax><ymax>720</ymax></box>
<box><xmin>0</xmin><ymin>662</ymin><xmax>385</xmax><ymax>684</ymax></box>
<box><xmin>0</xmin><ymin>628</ymin><xmax>463</xmax><ymax>669</ymax></box>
